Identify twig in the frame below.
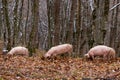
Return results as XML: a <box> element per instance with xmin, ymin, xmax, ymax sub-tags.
<box><xmin>107</xmin><ymin>71</ymin><xmax>120</xmax><ymax>78</ymax></box>
<box><xmin>109</xmin><ymin>2</ymin><xmax>120</xmax><ymax>11</ymax></box>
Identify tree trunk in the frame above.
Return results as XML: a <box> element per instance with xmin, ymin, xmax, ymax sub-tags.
<box><xmin>53</xmin><ymin>0</ymin><xmax>61</xmax><ymax>46</ymax></box>
<box><xmin>13</xmin><ymin>0</ymin><xmax>18</xmax><ymax>47</ymax></box>
<box><xmin>24</xmin><ymin>0</ymin><xmax>30</xmax><ymax>45</ymax></box>
<box><xmin>18</xmin><ymin>0</ymin><xmax>24</xmax><ymax>45</ymax></box>
<box><xmin>27</xmin><ymin>0</ymin><xmax>39</xmax><ymax>56</ymax></box>
<box><xmin>66</xmin><ymin>0</ymin><xmax>77</xmax><ymax>44</ymax></box>
<box><xmin>74</xmin><ymin>0</ymin><xmax>81</xmax><ymax>57</ymax></box>
<box><xmin>47</xmin><ymin>0</ymin><xmax>54</xmax><ymax>49</ymax></box>
<box><xmin>2</xmin><ymin>0</ymin><xmax>11</xmax><ymax>50</ymax></box>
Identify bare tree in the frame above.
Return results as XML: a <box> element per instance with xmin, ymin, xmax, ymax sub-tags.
<box><xmin>2</xmin><ymin>0</ymin><xmax>11</xmax><ymax>50</ymax></box>
<box><xmin>27</xmin><ymin>0</ymin><xmax>39</xmax><ymax>56</ymax></box>
<box><xmin>53</xmin><ymin>0</ymin><xmax>61</xmax><ymax>46</ymax></box>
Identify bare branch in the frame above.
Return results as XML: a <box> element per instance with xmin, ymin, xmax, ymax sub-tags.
<box><xmin>107</xmin><ymin>71</ymin><xmax>120</xmax><ymax>78</ymax></box>
<box><xmin>109</xmin><ymin>2</ymin><xmax>120</xmax><ymax>11</ymax></box>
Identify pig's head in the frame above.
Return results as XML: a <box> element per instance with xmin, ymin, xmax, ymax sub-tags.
<box><xmin>44</xmin><ymin>53</ymin><xmax>51</xmax><ymax>58</ymax></box>
<box><xmin>7</xmin><ymin>51</ymin><xmax>13</xmax><ymax>56</ymax></box>
<box><xmin>84</xmin><ymin>54</ymin><xmax>90</xmax><ymax>58</ymax></box>
<box><xmin>6</xmin><ymin>51</ymin><xmax>13</xmax><ymax>58</ymax></box>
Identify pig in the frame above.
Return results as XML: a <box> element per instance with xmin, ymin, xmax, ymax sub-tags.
<box><xmin>44</xmin><ymin>44</ymin><xmax>73</xmax><ymax>58</ymax></box>
<box><xmin>7</xmin><ymin>46</ymin><xmax>29</xmax><ymax>56</ymax></box>
<box><xmin>84</xmin><ymin>45</ymin><xmax>116</xmax><ymax>60</ymax></box>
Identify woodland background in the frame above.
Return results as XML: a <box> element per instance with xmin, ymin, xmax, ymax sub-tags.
<box><xmin>0</xmin><ymin>0</ymin><xmax>120</xmax><ymax>57</ymax></box>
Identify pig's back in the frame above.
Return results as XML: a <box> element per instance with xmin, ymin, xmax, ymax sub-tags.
<box><xmin>90</xmin><ymin>45</ymin><xmax>110</xmax><ymax>55</ymax></box>
<box><xmin>55</xmin><ymin>44</ymin><xmax>71</xmax><ymax>52</ymax></box>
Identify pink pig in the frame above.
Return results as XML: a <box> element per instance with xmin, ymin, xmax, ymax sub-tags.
<box><xmin>44</xmin><ymin>44</ymin><xmax>73</xmax><ymax>58</ymax></box>
<box><xmin>84</xmin><ymin>45</ymin><xmax>116</xmax><ymax>60</ymax></box>
<box><xmin>7</xmin><ymin>46</ymin><xmax>29</xmax><ymax>56</ymax></box>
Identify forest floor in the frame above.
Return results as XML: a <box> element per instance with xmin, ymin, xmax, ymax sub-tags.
<box><xmin>0</xmin><ymin>54</ymin><xmax>120</xmax><ymax>80</ymax></box>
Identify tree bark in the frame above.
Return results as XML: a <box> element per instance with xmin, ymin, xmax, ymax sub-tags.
<box><xmin>53</xmin><ymin>0</ymin><xmax>61</xmax><ymax>46</ymax></box>
<box><xmin>13</xmin><ymin>0</ymin><xmax>18</xmax><ymax>47</ymax></box>
<box><xmin>74</xmin><ymin>0</ymin><xmax>81</xmax><ymax>57</ymax></box>
<box><xmin>66</xmin><ymin>0</ymin><xmax>77</xmax><ymax>44</ymax></box>
<box><xmin>2</xmin><ymin>0</ymin><xmax>11</xmax><ymax>50</ymax></box>
<box><xmin>27</xmin><ymin>0</ymin><xmax>39</xmax><ymax>56</ymax></box>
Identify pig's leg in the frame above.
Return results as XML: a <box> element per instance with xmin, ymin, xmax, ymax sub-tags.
<box><xmin>108</xmin><ymin>52</ymin><xmax>113</xmax><ymax>60</ymax></box>
<box><xmin>107</xmin><ymin>50</ymin><xmax>115</xmax><ymax>61</ymax></box>
<box><xmin>110</xmin><ymin>49</ymin><xmax>115</xmax><ymax>60</ymax></box>
<box><xmin>111</xmin><ymin>52</ymin><xmax>116</xmax><ymax>60</ymax></box>
<box><xmin>103</xmin><ymin>53</ymin><xmax>108</xmax><ymax>61</ymax></box>
<box><xmin>68</xmin><ymin>49</ymin><xmax>72</xmax><ymax>57</ymax></box>
<box><xmin>90</xmin><ymin>53</ymin><xmax>94</xmax><ymax>60</ymax></box>
<box><xmin>107</xmin><ymin>54</ymin><xmax>110</xmax><ymax>61</ymax></box>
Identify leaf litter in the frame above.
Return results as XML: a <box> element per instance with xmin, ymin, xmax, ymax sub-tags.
<box><xmin>0</xmin><ymin>55</ymin><xmax>120</xmax><ymax>80</ymax></box>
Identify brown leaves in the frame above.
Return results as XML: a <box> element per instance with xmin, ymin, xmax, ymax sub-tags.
<box><xmin>0</xmin><ymin>55</ymin><xmax>120</xmax><ymax>80</ymax></box>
